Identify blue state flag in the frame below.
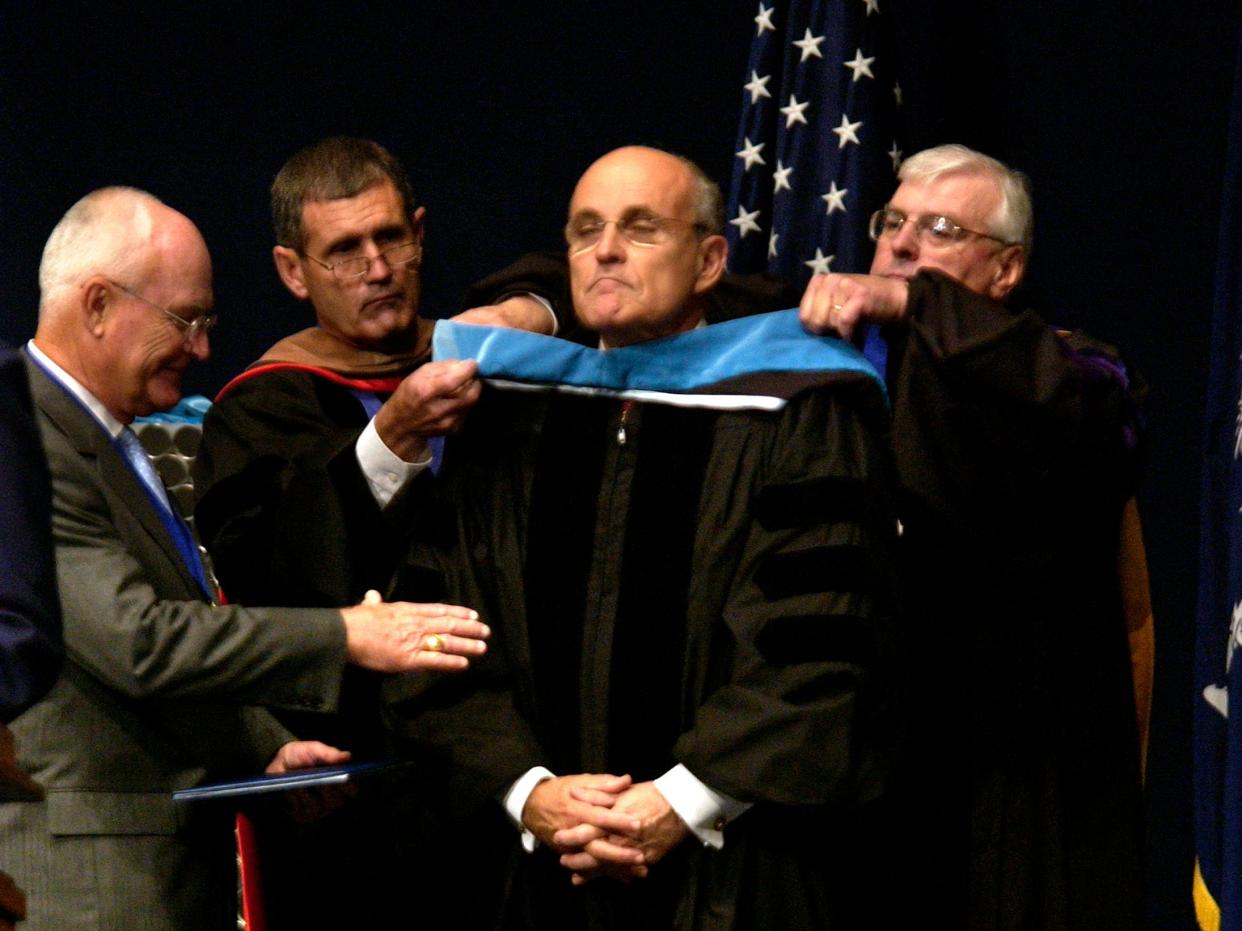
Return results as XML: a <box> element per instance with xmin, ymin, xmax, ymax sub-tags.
<box><xmin>1194</xmin><ymin>22</ymin><xmax>1242</xmax><ymax>931</ymax></box>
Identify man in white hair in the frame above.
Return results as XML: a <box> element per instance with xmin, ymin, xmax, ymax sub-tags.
<box><xmin>2</xmin><ymin>187</ymin><xmax>489</xmax><ymax>931</ymax></box>
<box><xmin>798</xmin><ymin>144</ymin><xmax>1148</xmax><ymax>931</ymax></box>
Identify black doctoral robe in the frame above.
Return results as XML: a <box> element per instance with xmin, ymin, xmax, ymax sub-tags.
<box><xmin>387</xmin><ymin>368</ymin><xmax>904</xmax><ymax>930</ymax></box>
<box><xmin>464</xmin><ymin>256</ymin><xmax>1149</xmax><ymax>930</ymax></box>
<box><xmin>192</xmin><ymin>321</ymin><xmax>445</xmax><ymax>930</ymax></box>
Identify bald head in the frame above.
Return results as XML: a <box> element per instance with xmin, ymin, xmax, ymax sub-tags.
<box><xmin>566</xmin><ymin>146</ymin><xmax>727</xmax><ymax>347</ymax></box>
<box><xmin>573</xmin><ymin>146</ymin><xmax>725</xmax><ymax>234</ymax></box>
<box><xmin>38</xmin><ymin>188</ymin><xmax>207</xmax><ymax>318</ymax></box>
<box><xmin>34</xmin><ymin>187</ymin><xmax>214</xmax><ymax>423</ymax></box>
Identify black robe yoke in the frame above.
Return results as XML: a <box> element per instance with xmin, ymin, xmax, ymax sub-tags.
<box><xmin>387</xmin><ymin>372</ymin><xmax>903</xmax><ymax>930</ymax></box>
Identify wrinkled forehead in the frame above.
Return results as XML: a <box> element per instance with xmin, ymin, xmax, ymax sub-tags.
<box><xmin>569</xmin><ymin>153</ymin><xmax>694</xmax><ymax>219</ymax></box>
<box><xmin>299</xmin><ymin>182</ymin><xmax>414</xmax><ymax>248</ymax></box>
<box><xmin>889</xmin><ymin>172</ymin><xmax>1001</xmax><ymax>229</ymax></box>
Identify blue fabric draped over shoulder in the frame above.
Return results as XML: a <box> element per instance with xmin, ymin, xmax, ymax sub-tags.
<box><xmin>432</xmin><ymin>309</ymin><xmax>885</xmax><ymax>410</ymax></box>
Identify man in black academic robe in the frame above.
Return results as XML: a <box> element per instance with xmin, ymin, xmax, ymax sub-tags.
<box><xmin>387</xmin><ymin>145</ymin><xmax>904</xmax><ymax>930</ymax></box>
<box><xmin>192</xmin><ymin>137</ymin><xmax>540</xmax><ymax>930</ymax></box>
<box><xmin>466</xmin><ymin>144</ymin><xmax>1149</xmax><ymax>930</ymax></box>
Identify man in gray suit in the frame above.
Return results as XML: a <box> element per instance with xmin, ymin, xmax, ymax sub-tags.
<box><xmin>1</xmin><ymin>187</ymin><xmax>490</xmax><ymax>931</ymax></box>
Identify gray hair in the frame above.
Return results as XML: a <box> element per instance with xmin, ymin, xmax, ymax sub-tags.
<box><xmin>38</xmin><ymin>187</ymin><xmax>163</xmax><ymax>313</ymax></box>
<box><xmin>271</xmin><ymin>137</ymin><xmax>417</xmax><ymax>250</ymax></box>
<box><xmin>676</xmin><ymin>153</ymin><xmax>725</xmax><ymax>236</ymax></box>
<box><xmin>898</xmin><ymin>144</ymin><xmax>1033</xmax><ymax>253</ymax></box>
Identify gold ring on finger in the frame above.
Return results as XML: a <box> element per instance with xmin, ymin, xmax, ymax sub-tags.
<box><xmin>424</xmin><ymin>634</ymin><xmax>445</xmax><ymax>653</ymax></box>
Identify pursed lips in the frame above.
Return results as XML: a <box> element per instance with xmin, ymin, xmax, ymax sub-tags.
<box><xmin>362</xmin><ymin>290</ymin><xmax>406</xmax><ymax>309</ymax></box>
<box><xmin>587</xmin><ymin>275</ymin><xmax>633</xmax><ymax>292</ymax></box>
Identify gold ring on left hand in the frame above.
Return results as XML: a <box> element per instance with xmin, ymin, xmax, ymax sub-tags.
<box><xmin>424</xmin><ymin>634</ymin><xmax>445</xmax><ymax>653</ymax></box>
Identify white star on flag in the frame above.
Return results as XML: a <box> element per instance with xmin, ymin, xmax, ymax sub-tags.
<box><xmin>744</xmin><ymin>70</ymin><xmax>772</xmax><ymax>104</ymax></box>
<box><xmin>755</xmin><ymin>3</ymin><xmax>776</xmax><ymax>35</ymax></box>
<box><xmin>863</xmin><ymin>0</ymin><xmax>880</xmax><ymax>15</ymax></box>
<box><xmin>804</xmin><ymin>248</ymin><xmax>835</xmax><ymax>275</ymax></box>
<box><xmin>821</xmin><ymin>181</ymin><xmax>848</xmax><ymax>214</ymax></box>
<box><xmin>780</xmin><ymin>94</ymin><xmax>810</xmax><ymax>129</ymax></box>
<box><xmin>768</xmin><ymin>230</ymin><xmax>779</xmax><ymax>258</ymax></box>
<box><xmin>735</xmin><ymin>137</ymin><xmax>767</xmax><ymax>171</ymax></box>
<box><xmin>730</xmin><ymin>205</ymin><xmax>763</xmax><ymax>238</ymax></box>
<box><xmin>844</xmin><ymin>49</ymin><xmax>875</xmax><ymax>81</ymax></box>
<box><xmin>772</xmin><ymin>161</ymin><xmax>793</xmax><ymax>194</ymax></box>
<box><xmin>792</xmin><ymin>28</ymin><xmax>825</xmax><ymax>62</ymax></box>
<box><xmin>888</xmin><ymin>142</ymin><xmax>903</xmax><ymax>170</ymax></box>
<box><xmin>832</xmin><ymin>114</ymin><xmax>863</xmax><ymax>148</ymax></box>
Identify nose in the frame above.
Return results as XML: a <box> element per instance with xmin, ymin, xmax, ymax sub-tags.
<box><xmin>188</xmin><ymin>327</ymin><xmax>210</xmax><ymax>361</ymax></box>
<box><xmin>364</xmin><ymin>247</ymin><xmax>394</xmax><ymax>283</ymax></box>
<box><xmin>888</xmin><ymin>219</ymin><xmax>920</xmax><ymax>259</ymax></box>
<box><xmin>592</xmin><ymin>221</ymin><xmax>627</xmax><ymax>263</ymax></box>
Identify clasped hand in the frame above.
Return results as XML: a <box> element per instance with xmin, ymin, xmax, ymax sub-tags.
<box><xmin>523</xmin><ymin>775</ymin><xmax>689</xmax><ymax>886</ymax></box>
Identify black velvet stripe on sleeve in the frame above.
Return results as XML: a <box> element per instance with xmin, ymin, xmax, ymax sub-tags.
<box><xmin>753</xmin><ymin>477</ymin><xmax>869</xmax><ymax>530</ymax></box>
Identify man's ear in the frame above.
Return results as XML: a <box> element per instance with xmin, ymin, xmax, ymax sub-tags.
<box><xmin>988</xmin><ymin>244</ymin><xmax>1026</xmax><ymax>301</ymax></box>
<box><xmin>692</xmin><ymin>234</ymin><xmax>729</xmax><ymax>296</ymax></box>
<box><xmin>273</xmin><ymin>245</ymin><xmax>309</xmax><ymax>300</ymax></box>
<box><xmin>407</xmin><ymin>205</ymin><xmax>427</xmax><ymax>267</ymax></box>
<box><xmin>81</xmin><ymin>276</ymin><xmax>110</xmax><ymax>337</ymax></box>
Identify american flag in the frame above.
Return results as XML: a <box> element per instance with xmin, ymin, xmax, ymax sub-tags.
<box><xmin>1194</xmin><ymin>20</ymin><xmax>1242</xmax><ymax>931</ymax></box>
<box><xmin>725</xmin><ymin>0</ymin><xmax>907</xmax><ymax>286</ymax></box>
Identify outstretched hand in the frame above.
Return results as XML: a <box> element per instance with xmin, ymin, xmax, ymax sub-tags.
<box><xmin>340</xmin><ymin>593</ymin><xmax>489</xmax><ymax>673</ymax></box>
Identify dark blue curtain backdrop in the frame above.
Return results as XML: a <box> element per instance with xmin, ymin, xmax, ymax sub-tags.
<box><xmin>1</xmin><ymin>3</ymin><xmax>1237</xmax><ymax>926</ymax></box>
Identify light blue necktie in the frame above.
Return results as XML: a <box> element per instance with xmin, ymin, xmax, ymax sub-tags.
<box><xmin>115</xmin><ymin>427</ymin><xmax>213</xmax><ymax>599</ymax></box>
<box><xmin>116</xmin><ymin>427</ymin><xmax>174</xmax><ymax>513</ymax></box>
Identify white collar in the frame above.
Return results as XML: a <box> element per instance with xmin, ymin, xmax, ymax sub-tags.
<box><xmin>26</xmin><ymin>340</ymin><xmax>126</xmax><ymax>439</ymax></box>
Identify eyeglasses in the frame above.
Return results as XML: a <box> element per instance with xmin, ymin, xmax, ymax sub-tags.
<box><xmin>108</xmin><ymin>279</ymin><xmax>217</xmax><ymax>345</ymax></box>
<box><xmin>868</xmin><ymin>208</ymin><xmax>1015</xmax><ymax>249</ymax></box>
<box><xmin>303</xmin><ymin>241</ymin><xmax>421</xmax><ymax>281</ymax></box>
<box><xmin>564</xmin><ymin>213</ymin><xmax>708</xmax><ymax>254</ymax></box>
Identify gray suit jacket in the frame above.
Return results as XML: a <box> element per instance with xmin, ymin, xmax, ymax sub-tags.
<box><xmin>0</xmin><ymin>354</ymin><xmax>350</xmax><ymax>931</ymax></box>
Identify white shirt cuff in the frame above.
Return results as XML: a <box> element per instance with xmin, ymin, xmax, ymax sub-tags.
<box><xmin>502</xmin><ymin>765</ymin><xmax>556</xmax><ymax>853</ymax></box>
<box><xmin>355</xmin><ymin>419</ymin><xmax>432</xmax><ymax>508</ymax></box>
<box><xmin>654</xmin><ymin>764</ymin><xmax>751</xmax><ymax>849</ymax></box>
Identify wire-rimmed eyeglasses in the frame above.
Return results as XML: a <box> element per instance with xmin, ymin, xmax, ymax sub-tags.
<box><xmin>107</xmin><ymin>279</ymin><xmax>217</xmax><ymax>344</ymax></box>
<box><xmin>302</xmin><ymin>241</ymin><xmax>421</xmax><ymax>281</ymax></box>
<box><xmin>868</xmin><ymin>208</ymin><xmax>1015</xmax><ymax>249</ymax></box>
